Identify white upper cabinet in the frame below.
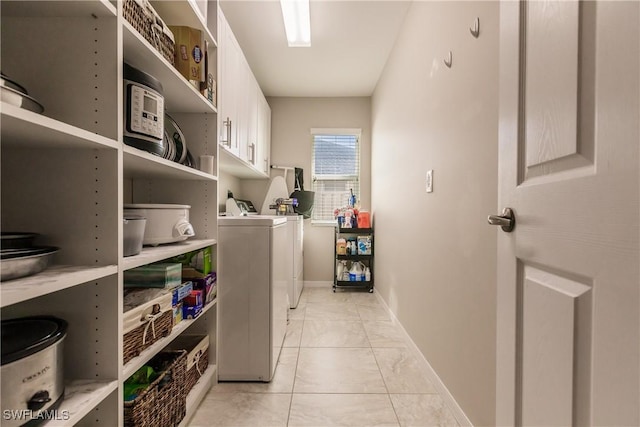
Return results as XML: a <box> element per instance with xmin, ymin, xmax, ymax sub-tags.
<box><xmin>217</xmin><ymin>7</ymin><xmax>270</xmax><ymax>179</ymax></box>
<box><xmin>257</xmin><ymin>91</ymin><xmax>272</xmax><ymax>175</ymax></box>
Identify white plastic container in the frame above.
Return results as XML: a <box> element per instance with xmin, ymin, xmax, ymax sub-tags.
<box><xmin>349</xmin><ymin>262</ymin><xmax>363</xmax><ymax>281</ymax></box>
<box><xmin>123</xmin><ymin>217</ymin><xmax>146</xmax><ymax>256</ymax></box>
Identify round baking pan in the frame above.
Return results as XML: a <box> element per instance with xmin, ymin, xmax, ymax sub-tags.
<box><xmin>0</xmin><ymin>246</ymin><xmax>59</xmax><ymax>281</ymax></box>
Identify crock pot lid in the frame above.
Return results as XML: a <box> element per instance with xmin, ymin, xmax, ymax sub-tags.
<box><xmin>1</xmin><ymin>316</ymin><xmax>68</xmax><ymax>365</ymax></box>
<box><xmin>124</xmin><ymin>204</ymin><xmax>191</xmax><ymax>209</ymax></box>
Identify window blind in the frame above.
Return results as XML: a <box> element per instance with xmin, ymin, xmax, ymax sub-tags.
<box><xmin>311</xmin><ymin>133</ymin><xmax>360</xmax><ymax>222</ymax></box>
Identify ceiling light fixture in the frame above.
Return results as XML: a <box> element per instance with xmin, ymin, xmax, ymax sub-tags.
<box><xmin>280</xmin><ymin>0</ymin><xmax>311</xmax><ymax>47</ymax></box>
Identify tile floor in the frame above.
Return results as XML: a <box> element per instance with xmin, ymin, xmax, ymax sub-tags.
<box><xmin>188</xmin><ymin>287</ymin><xmax>460</xmax><ymax>427</ymax></box>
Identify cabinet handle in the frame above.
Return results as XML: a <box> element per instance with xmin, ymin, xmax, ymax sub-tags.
<box><xmin>248</xmin><ymin>143</ymin><xmax>255</xmax><ymax>164</ymax></box>
<box><xmin>221</xmin><ymin>117</ymin><xmax>232</xmax><ymax>147</ymax></box>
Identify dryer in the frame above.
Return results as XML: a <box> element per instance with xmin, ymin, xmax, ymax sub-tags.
<box><xmin>286</xmin><ymin>215</ymin><xmax>304</xmax><ymax>308</ymax></box>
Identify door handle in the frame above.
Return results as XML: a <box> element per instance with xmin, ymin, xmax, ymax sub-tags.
<box><xmin>488</xmin><ymin>207</ymin><xmax>515</xmax><ymax>232</ymax></box>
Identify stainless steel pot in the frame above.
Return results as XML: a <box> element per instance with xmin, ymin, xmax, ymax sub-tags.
<box><xmin>1</xmin><ymin>317</ymin><xmax>67</xmax><ymax>427</ymax></box>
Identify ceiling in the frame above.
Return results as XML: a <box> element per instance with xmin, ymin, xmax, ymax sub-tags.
<box><xmin>219</xmin><ymin>0</ymin><xmax>411</xmax><ymax>97</ymax></box>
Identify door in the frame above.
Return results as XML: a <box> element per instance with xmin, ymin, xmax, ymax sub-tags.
<box><xmin>496</xmin><ymin>2</ymin><xmax>639</xmax><ymax>426</ymax></box>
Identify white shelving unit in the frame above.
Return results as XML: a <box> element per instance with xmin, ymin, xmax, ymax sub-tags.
<box><xmin>123</xmin><ymin>301</ymin><xmax>217</xmax><ymax>379</ymax></box>
<box><xmin>1</xmin><ymin>1</ymin><xmax>219</xmax><ymax>425</ymax></box>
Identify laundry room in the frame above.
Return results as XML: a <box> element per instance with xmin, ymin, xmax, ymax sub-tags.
<box><xmin>1</xmin><ymin>1</ymin><xmax>638</xmax><ymax>426</ymax></box>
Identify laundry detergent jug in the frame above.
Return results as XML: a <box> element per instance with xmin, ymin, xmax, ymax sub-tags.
<box><xmin>349</xmin><ymin>262</ymin><xmax>364</xmax><ymax>282</ymax></box>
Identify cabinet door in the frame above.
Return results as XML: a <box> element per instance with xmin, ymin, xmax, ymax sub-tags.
<box><xmin>220</xmin><ymin>13</ymin><xmax>240</xmax><ymax>157</ymax></box>
<box><xmin>236</xmin><ymin>54</ymin><xmax>250</xmax><ymax>162</ymax></box>
<box><xmin>257</xmin><ymin>92</ymin><xmax>271</xmax><ymax>174</ymax></box>
<box><xmin>246</xmin><ymin>74</ymin><xmax>259</xmax><ymax>166</ymax></box>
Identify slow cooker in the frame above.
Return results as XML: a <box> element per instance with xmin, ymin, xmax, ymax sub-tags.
<box><xmin>1</xmin><ymin>316</ymin><xmax>68</xmax><ymax>427</ymax></box>
<box><xmin>123</xmin><ymin>204</ymin><xmax>195</xmax><ymax>246</ymax></box>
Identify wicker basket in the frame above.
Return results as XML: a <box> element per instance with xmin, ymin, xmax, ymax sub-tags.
<box><xmin>124</xmin><ymin>350</ymin><xmax>188</xmax><ymax>427</ymax></box>
<box><xmin>123</xmin><ymin>0</ymin><xmax>175</xmax><ymax>65</ymax></box>
<box><xmin>185</xmin><ymin>347</ymin><xmax>208</xmax><ymax>392</ymax></box>
<box><xmin>167</xmin><ymin>335</ymin><xmax>209</xmax><ymax>393</ymax></box>
<box><xmin>123</xmin><ymin>293</ymin><xmax>174</xmax><ymax>364</ymax></box>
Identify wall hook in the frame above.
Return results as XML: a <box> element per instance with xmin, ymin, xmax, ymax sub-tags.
<box><xmin>444</xmin><ymin>51</ymin><xmax>452</xmax><ymax>68</ymax></box>
<box><xmin>470</xmin><ymin>17</ymin><xmax>480</xmax><ymax>38</ymax></box>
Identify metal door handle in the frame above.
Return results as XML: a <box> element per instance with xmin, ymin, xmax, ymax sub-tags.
<box><xmin>488</xmin><ymin>207</ymin><xmax>515</xmax><ymax>232</ymax></box>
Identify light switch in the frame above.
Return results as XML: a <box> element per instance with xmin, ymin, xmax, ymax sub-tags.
<box><xmin>426</xmin><ymin>170</ymin><xmax>433</xmax><ymax>193</ymax></box>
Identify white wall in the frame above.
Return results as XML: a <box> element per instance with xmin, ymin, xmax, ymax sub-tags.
<box><xmin>252</xmin><ymin>97</ymin><xmax>371</xmax><ymax>281</ymax></box>
<box><xmin>371</xmin><ymin>2</ymin><xmax>499</xmax><ymax>425</ymax></box>
<box><xmin>218</xmin><ymin>171</ymin><xmax>241</xmax><ymax>213</ymax></box>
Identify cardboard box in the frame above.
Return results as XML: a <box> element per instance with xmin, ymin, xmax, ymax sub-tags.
<box><xmin>171</xmin><ymin>247</ymin><xmax>212</xmax><ymax>275</ymax></box>
<box><xmin>124</xmin><ymin>263</ymin><xmax>182</xmax><ymax>288</ymax></box>
<box><xmin>172</xmin><ymin>281</ymin><xmax>193</xmax><ymax>306</ymax></box>
<box><xmin>182</xmin><ymin>290</ymin><xmax>204</xmax><ymax>319</ymax></box>
<box><xmin>173</xmin><ymin>302</ymin><xmax>183</xmax><ymax>325</ymax></box>
<box><xmin>185</xmin><ymin>271</ymin><xmax>216</xmax><ymax>305</ymax></box>
<box><xmin>183</xmin><ymin>304</ymin><xmax>202</xmax><ymax>320</ymax></box>
<box><xmin>169</xmin><ymin>26</ymin><xmax>205</xmax><ymax>84</ymax></box>
<box><xmin>357</xmin><ymin>236</ymin><xmax>372</xmax><ymax>255</ymax></box>
<box><xmin>201</xmin><ymin>74</ymin><xmax>216</xmax><ymax>107</ymax></box>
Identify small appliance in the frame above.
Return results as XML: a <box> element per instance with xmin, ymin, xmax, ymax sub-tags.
<box><xmin>123</xmin><ymin>204</ymin><xmax>194</xmax><ymax>246</ymax></box>
<box><xmin>1</xmin><ymin>316</ymin><xmax>68</xmax><ymax>427</ymax></box>
<box><xmin>225</xmin><ymin>191</ymin><xmax>258</xmax><ymax>216</ymax></box>
<box><xmin>123</xmin><ymin>63</ymin><xmax>165</xmax><ymax>156</ymax></box>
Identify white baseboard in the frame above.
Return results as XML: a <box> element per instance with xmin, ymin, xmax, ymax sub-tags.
<box><xmin>303</xmin><ymin>280</ymin><xmax>333</xmax><ymax>288</ymax></box>
<box><xmin>374</xmin><ymin>292</ymin><xmax>474</xmax><ymax>427</ymax></box>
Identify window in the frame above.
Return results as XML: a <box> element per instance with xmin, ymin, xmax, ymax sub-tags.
<box><xmin>311</xmin><ymin>129</ymin><xmax>361</xmax><ymax>223</ymax></box>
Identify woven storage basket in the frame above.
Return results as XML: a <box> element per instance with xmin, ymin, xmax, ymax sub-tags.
<box><xmin>123</xmin><ymin>0</ymin><xmax>175</xmax><ymax>65</ymax></box>
<box><xmin>123</xmin><ymin>293</ymin><xmax>174</xmax><ymax>364</ymax></box>
<box><xmin>185</xmin><ymin>347</ymin><xmax>208</xmax><ymax>392</ymax></box>
<box><xmin>124</xmin><ymin>350</ymin><xmax>188</xmax><ymax>427</ymax></box>
<box><xmin>167</xmin><ymin>335</ymin><xmax>209</xmax><ymax>393</ymax></box>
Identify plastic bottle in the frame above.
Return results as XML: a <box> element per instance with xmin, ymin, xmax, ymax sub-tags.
<box><xmin>337</xmin><ymin>261</ymin><xmax>345</xmax><ymax>281</ymax></box>
<box><xmin>349</xmin><ymin>262</ymin><xmax>363</xmax><ymax>281</ymax></box>
<box><xmin>364</xmin><ymin>266</ymin><xmax>371</xmax><ymax>282</ymax></box>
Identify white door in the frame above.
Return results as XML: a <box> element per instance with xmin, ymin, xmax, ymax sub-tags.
<box><xmin>496</xmin><ymin>1</ymin><xmax>639</xmax><ymax>426</ymax></box>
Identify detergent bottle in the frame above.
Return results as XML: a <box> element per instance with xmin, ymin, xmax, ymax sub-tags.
<box><xmin>349</xmin><ymin>262</ymin><xmax>363</xmax><ymax>281</ymax></box>
<box><xmin>336</xmin><ymin>261</ymin><xmax>346</xmax><ymax>281</ymax></box>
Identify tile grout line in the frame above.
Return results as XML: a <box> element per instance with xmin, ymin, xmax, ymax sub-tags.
<box><xmin>365</xmin><ymin>311</ymin><xmax>403</xmax><ymax>427</ymax></box>
<box><xmin>286</xmin><ymin>298</ymin><xmax>306</xmax><ymax>426</ymax></box>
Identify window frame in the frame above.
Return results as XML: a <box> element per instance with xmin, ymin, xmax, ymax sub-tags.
<box><xmin>310</xmin><ymin>128</ymin><xmax>362</xmax><ymax>226</ymax></box>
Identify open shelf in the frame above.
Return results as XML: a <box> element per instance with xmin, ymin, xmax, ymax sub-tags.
<box><xmin>43</xmin><ymin>380</ymin><xmax>118</xmax><ymax>427</ymax></box>
<box><xmin>122</xmin><ymin>22</ymin><xmax>217</xmax><ymax>115</ymax></box>
<box><xmin>1</xmin><ymin>104</ymin><xmax>119</xmax><ymax>150</ymax></box>
<box><xmin>1</xmin><ymin>265</ymin><xmax>118</xmax><ymax>308</ymax></box>
<box><xmin>337</xmin><ymin>227</ymin><xmax>374</xmax><ymax>233</ymax></box>
<box><xmin>151</xmin><ymin>1</ymin><xmax>217</xmax><ymax>48</ymax></box>
<box><xmin>122</xmin><ymin>239</ymin><xmax>217</xmax><ymax>271</ymax></box>
<box><xmin>123</xmin><ymin>145</ymin><xmax>218</xmax><ymax>181</ymax></box>
<box><xmin>337</xmin><ymin>254</ymin><xmax>373</xmax><ymax>260</ymax></box>
<box><xmin>123</xmin><ymin>300</ymin><xmax>217</xmax><ymax>379</ymax></box>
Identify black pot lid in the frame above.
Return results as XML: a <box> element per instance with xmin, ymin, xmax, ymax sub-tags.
<box><xmin>1</xmin><ymin>316</ymin><xmax>68</xmax><ymax>365</ymax></box>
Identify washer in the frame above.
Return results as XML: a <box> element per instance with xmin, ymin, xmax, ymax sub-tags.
<box><xmin>218</xmin><ymin>215</ymin><xmax>287</xmax><ymax>382</ymax></box>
